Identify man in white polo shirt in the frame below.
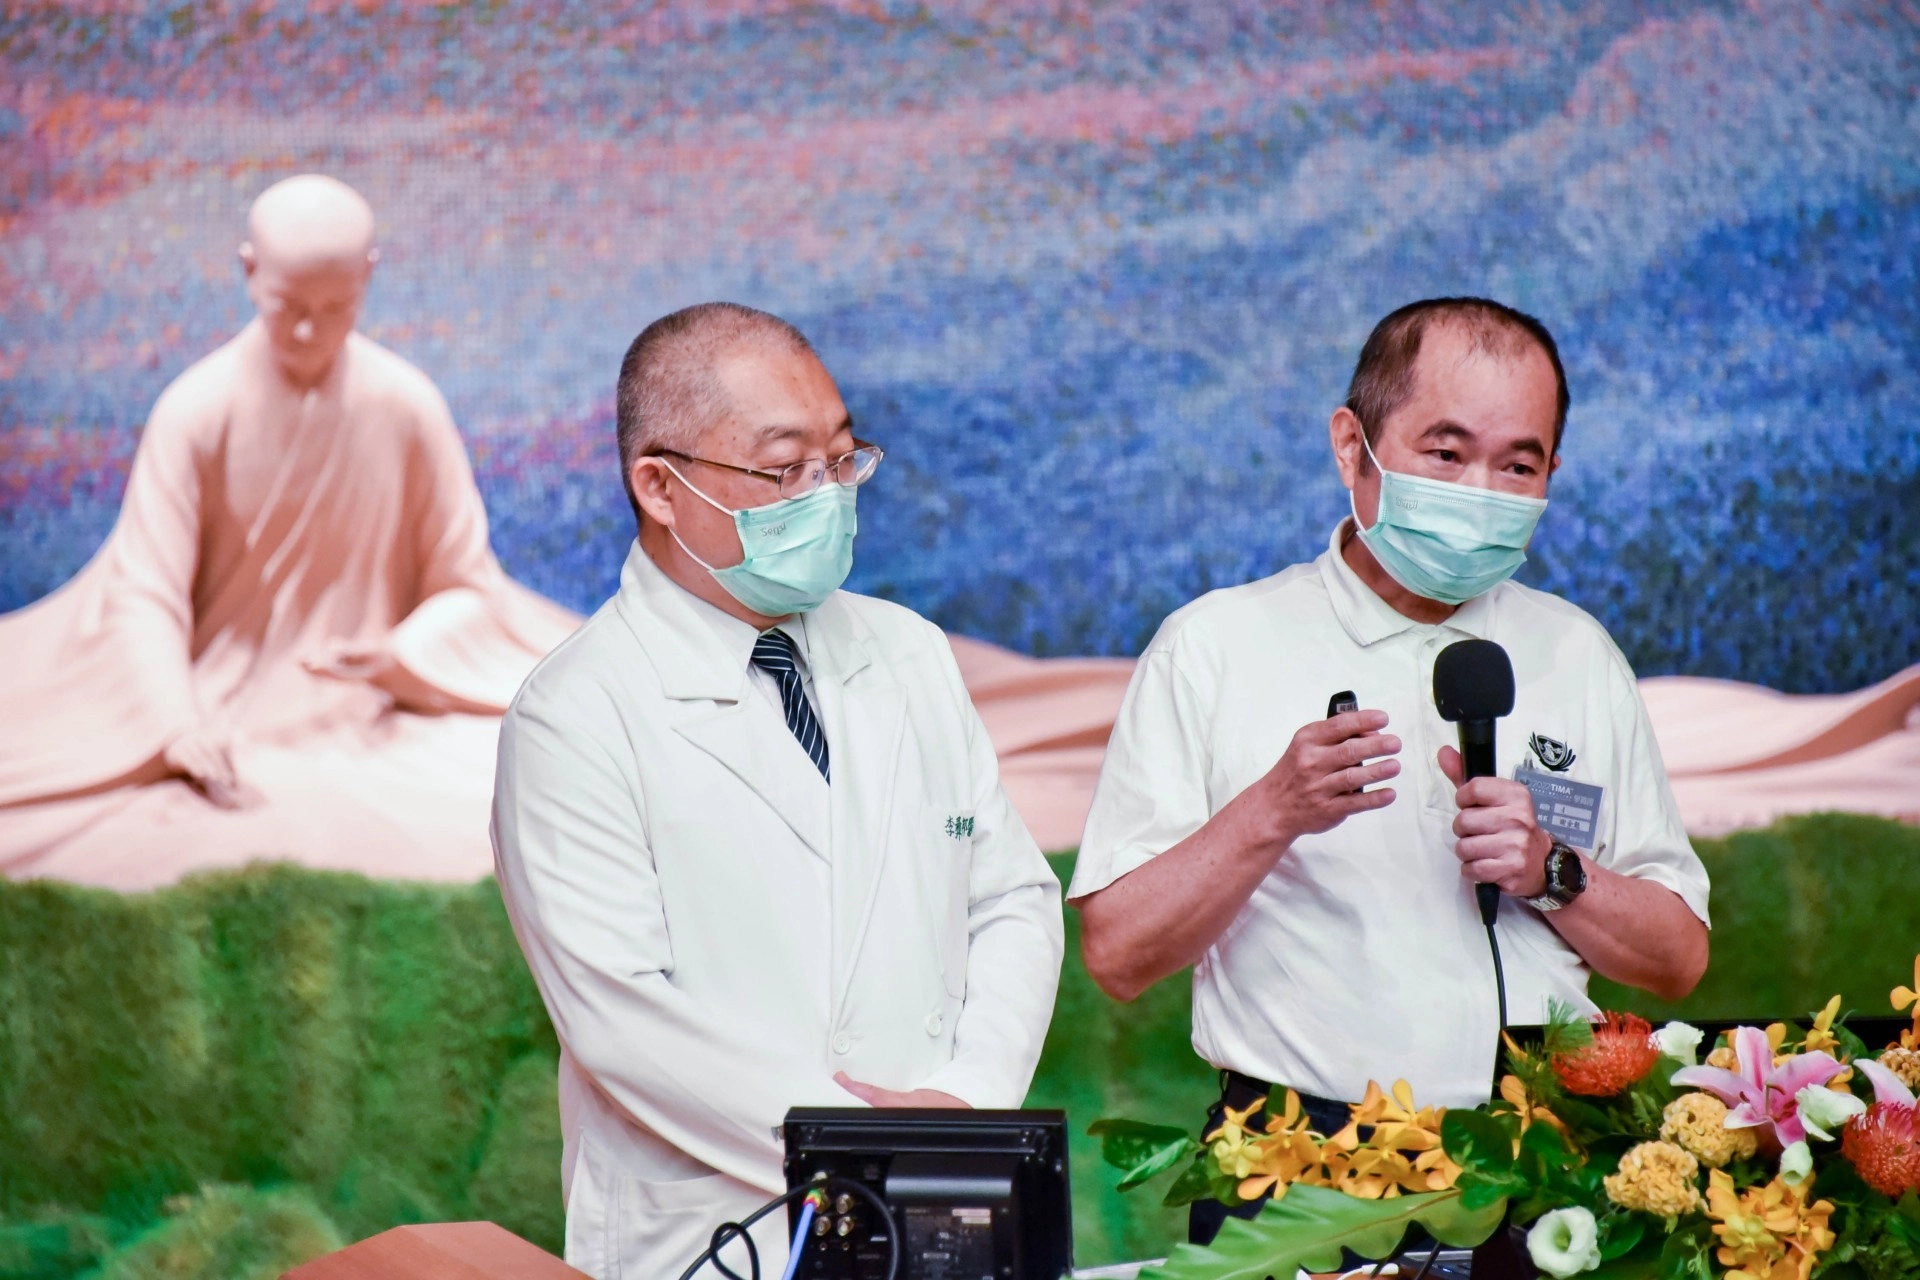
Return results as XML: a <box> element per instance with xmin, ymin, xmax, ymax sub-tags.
<box><xmin>1068</xmin><ymin>297</ymin><xmax>1710</xmax><ymax>1243</ymax></box>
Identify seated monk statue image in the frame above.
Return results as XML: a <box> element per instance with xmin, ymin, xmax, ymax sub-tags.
<box><xmin>0</xmin><ymin>174</ymin><xmax>578</xmax><ymax>888</ymax></box>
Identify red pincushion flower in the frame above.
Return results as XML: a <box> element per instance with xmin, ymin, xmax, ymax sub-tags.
<box><xmin>1551</xmin><ymin>1012</ymin><xmax>1661</xmax><ymax>1096</ymax></box>
<box><xmin>1841</xmin><ymin>1102</ymin><xmax>1920</xmax><ymax>1197</ymax></box>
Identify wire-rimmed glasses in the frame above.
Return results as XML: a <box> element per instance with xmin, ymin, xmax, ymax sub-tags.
<box><xmin>660</xmin><ymin>441</ymin><xmax>884</xmax><ymax>500</ymax></box>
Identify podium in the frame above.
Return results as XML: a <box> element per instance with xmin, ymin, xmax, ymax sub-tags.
<box><xmin>282</xmin><ymin>1222</ymin><xmax>589</xmax><ymax>1280</ymax></box>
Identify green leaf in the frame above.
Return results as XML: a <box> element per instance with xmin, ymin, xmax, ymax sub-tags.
<box><xmin>1207</xmin><ymin>1171</ymin><xmax>1246</xmax><ymax>1205</ymax></box>
<box><xmin>1600</xmin><ymin>1214</ymin><xmax>1646</xmax><ymax>1261</ymax></box>
<box><xmin>1585</xmin><ymin>1253</ymin><xmax>1667</xmax><ymax>1280</ymax></box>
<box><xmin>1087</xmin><ymin>1118</ymin><xmax>1200</xmax><ymax>1190</ymax></box>
<box><xmin>1443</xmin><ymin>1109</ymin><xmax>1517</xmax><ymax>1176</ymax></box>
<box><xmin>1555</xmin><ymin>1094</ymin><xmax>1628</xmax><ymax>1140</ymax></box>
<box><xmin>1516</xmin><ymin>1120</ymin><xmax>1593</xmax><ymax>1204</ymax></box>
<box><xmin>1655</xmin><ymin>1220</ymin><xmax>1715</xmax><ymax>1280</ymax></box>
<box><xmin>1160</xmin><ymin>1157</ymin><xmax>1216</xmax><ymax>1208</ymax></box>
<box><xmin>1457</xmin><ymin>1169</ymin><xmax>1529</xmax><ymax>1212</ymax></box>
<box><xmin>1139</xmin><ymin>1186</ymin><xmax>1505</xmax><ymax>1280</ymax></box>
<box><xmin>1542</xmin><ymin>998</ymin><xmax>1597</xmax><ymax>1058</ymax></box>
<box><xmin>1623</xmin><ymin>1058</ymin><xmax>1685</xmax><ymax>1134</ymax></box>
<box><xmin>1827</xmin><ymin>1018</ymin><xmax>1872</xmax><ymax>1066</ymax></box>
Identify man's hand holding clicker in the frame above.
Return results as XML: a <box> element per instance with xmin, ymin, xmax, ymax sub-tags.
<box><xmin>1252</xmin><ymin>709</ymin><xmax>1401</xmax><ymax>846</ymax></box>
<box><xmin>1438</xmin><ymin>745</ymin><xmax>1550</xmax><ymax>897</ymax></box>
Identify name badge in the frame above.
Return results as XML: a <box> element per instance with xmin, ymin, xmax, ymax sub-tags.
<box><xmin>1517</xmin><ymin>767</ymin><xmax>1603</xmax><ymax>851</ymax></box>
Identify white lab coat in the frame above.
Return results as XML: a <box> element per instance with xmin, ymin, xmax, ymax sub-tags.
<box><xmin>491</xmin><ymin>544</ymin><xmax>1064</xmax><ymax>1280</ymax></box>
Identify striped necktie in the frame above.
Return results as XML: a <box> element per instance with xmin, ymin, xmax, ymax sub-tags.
<box><xmin>750</xmin><ymin>629</ymin><xmax>830</xmax><ymax>782</ymax></box>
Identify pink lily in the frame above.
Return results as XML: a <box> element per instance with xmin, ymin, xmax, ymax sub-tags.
<box><xmin>1671</xmin><ymin>1026</ymin><xmax>1844</xmax><ymax>1148</ymax></box>
<box><xmin>1855</xmin><ymin>1057</ymin><xmax>1918</xmax><ymax>1108</ymax></box>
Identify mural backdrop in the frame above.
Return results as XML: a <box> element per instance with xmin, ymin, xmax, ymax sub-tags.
<box><xmin>3</xmin><ymin>0</ymin><xmax>1917</xmax><ymax>694</ymax></box>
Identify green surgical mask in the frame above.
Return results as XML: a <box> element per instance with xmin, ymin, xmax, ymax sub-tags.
<box><xmin>664</xmin><ymin>461</ymin><xmax>858</xmax><ymax>616</ymax></box>
<box><xmin>1351</xmin><ymin>432</ymin><xmax>1547</xmax><ymax>605</ymax></box>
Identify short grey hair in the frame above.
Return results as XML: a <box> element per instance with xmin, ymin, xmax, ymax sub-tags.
<box><xmin>615</xmin><ymin>302</ymin><xmax>816</xmax><ymax>521</ymax></box>
<box><xmin>1345</xmin><ymin>297</ymin><xmax>1569</xmax><ymax>470</ymax></box>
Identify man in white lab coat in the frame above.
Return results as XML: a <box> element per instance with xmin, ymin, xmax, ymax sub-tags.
<box><xmin>491</xmin><ymin>302</ymin><xmax>1064</xmax><ymax>1279</ymax></box>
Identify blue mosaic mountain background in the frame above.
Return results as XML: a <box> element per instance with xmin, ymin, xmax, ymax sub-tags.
<box><xmin>2</xmin><ymin>0</ymin><xmax>1917</xmax><ymax>692</ymax></box>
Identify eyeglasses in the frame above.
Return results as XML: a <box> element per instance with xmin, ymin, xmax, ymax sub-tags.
<box><xmin>660</xmin><ymin>441</ymin><xmax>884</xmax><ymax>500</ymax></box>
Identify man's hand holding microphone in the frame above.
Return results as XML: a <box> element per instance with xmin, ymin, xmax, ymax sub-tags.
<box><xmin>1439</xmin><ymin>746</ymin><xmax>1552</xmax><ymax>900</ymax></box>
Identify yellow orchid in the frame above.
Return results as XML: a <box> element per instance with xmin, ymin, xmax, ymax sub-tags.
<box><xmin>1205</xmin><ymin>1099</ymin><xmax>1268</xmax><ymax>1179</ymax></box>
<box><xmin>1704</xmin><ymin>1169</ymin><xmax>1837</xmax><ymax>1280</ymax></box>
<box><xmin>1411</xmin><ymin>1141</ymin><xmax>1464</xmax><ymax>1192</ymax></box>
<box><xmin>1499</xmin><ymin>1072</ymin><xmax>1570</xmax><ymax>1143</ymax></box>
<box><xmin>1233</xmin><ymin>1088</ymin><xmax>1329</xmax><ymax>1200</ymax></box>
<box><xmin>1801</xmin><ymin>995</ymin><xmax>1843</xmax><ymax>1056</ymax></box>
<box><xmin>1320</xmin><ymin>1080</ymin><xmax>1460</xmax><ymax>1198</ymax></box>
<box><xmin>1894</xmin><ymin>955</ymin><xmax>1920</xmax><ymax>1048</ymax></box>
<box><xmin>1329</xmin><ymin>1080</ymin><xmax>1443</xmax><ymax>1149</ymax></box>
<box><xmin>1203</xmin><ymin>1089</ymin><xmax>1344</xmax><ymax>1202</ymax></box>
<box><xmin>1262</xmin><ymin>1086</ymin><xmax>1311</xmax><ymax>1137</ymax></box>
<box><xmin>1332</xmin><ymin>1144</ymin><xmax>1431</xmax><ymax>1200</ymax></box>
<box><xmin>1236</xmin><ymin>1128</ymin><xmax>1325</xmax><ymax>1202</ymax></box>
<box><xmin>1707</xmin><ymin>1170</ymin><xmax>1777</xmax><ymax>1261</ymax></box>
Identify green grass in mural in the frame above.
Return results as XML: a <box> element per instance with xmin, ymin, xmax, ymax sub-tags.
<box><xmin>0</xmin><ymin>868</ymin><xmax>564</xmax><ymax>1279</ymax></box>
<box><xmin>85</xmin><ymin>1186</ymin><xmax>342</xmax><ymax>1280</ymax></box>
<box><xmin>1588</xmin><ymin>813</ymin><xmax>1920</xmax><ymax>1024</ymax></box>
<box><xmin>0</xmin><ymin>814</ymin><xmax>1915</xmax><ymax>1279</ymax></box>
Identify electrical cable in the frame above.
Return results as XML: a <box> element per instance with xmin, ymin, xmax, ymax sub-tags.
<box><xmin>1484</xmin><ymin>917</ymin><xmax>1508</xmax><ymax>1036</ymax></box>
<box><xmin>778</xmin><ymin>1200</ymin><xmax>818</xmax><ymax>1280</ymax></box>
<box><xmin>1408</xmin><ymin>1239</ymin><xmax>1444</xmax><ymax>1280</ymax></box>
<box><xmin>707</xmin><ymin>1221</ymin><xmax>759</xmax><ymax>1280</ymax></box>
<box><xmin>675</xmin><ymin>1177</ymin><xmax>898</xmax><ymax>1280</ymax></box>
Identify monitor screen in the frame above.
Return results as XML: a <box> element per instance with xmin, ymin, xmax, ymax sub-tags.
<box><xmin>782</xmin><ymin>1107</ymin><xmax>1072</xmax><ymax>1280</ymax></box>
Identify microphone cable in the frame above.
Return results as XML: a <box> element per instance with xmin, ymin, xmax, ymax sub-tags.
<box><xmin>1481</xmin><ymin>896</ymin><xmax>1508</xmax><ymax>1053</ymax></box>
<box><xmin>675</xmin><ymin>1176</ymin><xmax>899</xmax><ymax>1280</ymax></box>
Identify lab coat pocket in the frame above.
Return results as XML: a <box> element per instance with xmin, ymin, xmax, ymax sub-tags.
<box><xmin>613</xmin><ymin>1171</ymin><xmax>741</xmax><ymax>1280</ymax></box>
<box><xmin>921</xmin><ymin>802</ymin><xmax>975</xmax><ymax>999</ymax></box>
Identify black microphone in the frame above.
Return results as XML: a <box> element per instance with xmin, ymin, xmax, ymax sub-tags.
<box><xmin>1433</xmin><ymin>638</ymin><xmax>1516</xmax><ymax>926</ymax></box>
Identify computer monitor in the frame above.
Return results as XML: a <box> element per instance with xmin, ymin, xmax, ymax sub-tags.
<box><xmin>782</xmin><ymin>1107</ymin><xmax>1073</xmax><ymax>1280</ymax></box>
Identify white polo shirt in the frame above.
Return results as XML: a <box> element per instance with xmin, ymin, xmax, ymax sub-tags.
<box><xmin>1068</xmin><ymin>522</ymin><xmax>1710</xmax><ymax>1109</ymax></box>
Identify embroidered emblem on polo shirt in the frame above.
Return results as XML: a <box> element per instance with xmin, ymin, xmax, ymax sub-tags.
<box><xmin>1529</xmin><ymin>733</ymin><xmax>1577</xmax><ymax>773</ymax></box>
<box><xmin>943</xmin><ymin>815</ymin><xmax>975</xmax><ymax>839</ymax></box>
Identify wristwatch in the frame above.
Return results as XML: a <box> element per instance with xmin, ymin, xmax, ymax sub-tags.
<box><xmin>1526</xmin><ymin>840</ymin><xmax>1587</xmax><ymax>912</ymax></box>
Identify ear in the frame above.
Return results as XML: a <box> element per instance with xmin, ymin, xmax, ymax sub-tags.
<box><xmin>238</xmin><ymin>242</ymin><xmax>256</xmax><ymax>279</ymax></box>
<box><xmin>1330</xmin><ymin>406</ymin><xmax>1367</xmax><ymax>490</ymax></box>
<box><xmin>629</xmin><ymin>456</ymin><xmax>676</xmax><ymax>528</ymax></box>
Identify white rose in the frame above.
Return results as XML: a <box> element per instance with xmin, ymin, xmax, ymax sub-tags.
<box><xmin>1526</xmin><ymin>1206</ymin><xmax>1602</xmax><ymax>1279</ymax></box>
<box><xmin>1653</xmin><ymin>1021</ymin><xmax>1705</xmax><ymax>1068</ymax></box>
<box><xmin>1779</xmin><ymin>1140</ymin><xmax>1814</xmax><ymax>1187</ymax></box>
<box><xmin>1795</xmin><ymin>1086</ymin><xmax>1867</xmax><ymax>1142</ymax></box>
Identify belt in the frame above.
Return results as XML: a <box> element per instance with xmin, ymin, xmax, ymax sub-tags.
<box><xmin>1217</xmin><ymin>1070</ymin><xmax>1355</xmax><ymax>1136</ymax></box>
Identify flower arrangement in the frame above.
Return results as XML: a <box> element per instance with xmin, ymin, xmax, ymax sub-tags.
<box><xmin>1091</xmin><ymin>957</ymin><xmax>1920</xmax><ymax>1279</ymax></box>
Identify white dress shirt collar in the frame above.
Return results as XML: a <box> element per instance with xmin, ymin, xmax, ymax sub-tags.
<box><xmin>1321</xmin><ymin>517</ymin><xmax>1497</xmax><ymax>648</ymax></box>
<box><xmin>617</xmin><ymin>541</ymin><xmax>817</xmax><ymax>696</ymax></box>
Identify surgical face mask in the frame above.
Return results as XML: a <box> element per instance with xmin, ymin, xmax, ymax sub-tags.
<box><xmin>663</xmin><ymin>461</ymin><xmax>858</xmax><ymax>616</ymax></box>
<box><xmin>1350</xmin><ymin>432</ymin><xmax>1547</xmax><ymax>605</ymax></box>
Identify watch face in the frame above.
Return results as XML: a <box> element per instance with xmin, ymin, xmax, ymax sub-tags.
<box><xmin>1548</xmin><ymin>845</ymin><xmax>1585</xmax><ymax>899</ymax></box>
